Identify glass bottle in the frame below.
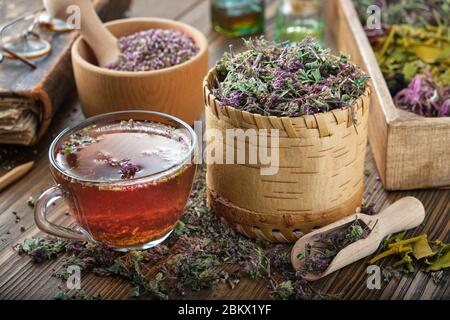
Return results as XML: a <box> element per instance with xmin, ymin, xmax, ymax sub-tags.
<box><xmin>211</xmin><ymin>0</ymin><xmax>265</xmax><ymax>37</ymax></box>
<box><xmin>275</xmin><ymin>0</ymin><xmax>324</xmax><ymax>44</ymax></box>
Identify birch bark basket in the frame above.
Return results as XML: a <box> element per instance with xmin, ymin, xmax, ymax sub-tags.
<box><xmin>204</xmin><ymin>68</ymin><xmax>372</xmax><ymax>243</ymax></box>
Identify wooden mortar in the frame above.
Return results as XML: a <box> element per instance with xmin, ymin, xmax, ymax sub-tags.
<box><xmin>72</xmin><ymin>18</ymin><xmax>209</xmax><ymax>125</ymax></box>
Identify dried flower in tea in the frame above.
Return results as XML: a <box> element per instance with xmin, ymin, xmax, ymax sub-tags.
<box><xmin>97</xmin><ymin>153</ymin><xmax>141</xmax><ymax>179</ymax></box>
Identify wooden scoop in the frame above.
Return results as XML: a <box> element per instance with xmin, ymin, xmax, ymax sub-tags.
<box><xmin>43</xmin><ymin>0</ymin><xmax>120</xmax><ymax>67</ymax></box>
<box><xmin>291</xmin><ymin>197</ymin><xmax>425</xmax><ymax>281</ymax></box>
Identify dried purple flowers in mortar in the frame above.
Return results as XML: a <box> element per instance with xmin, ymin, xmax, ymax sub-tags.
<box><xmin>212</xmin><ymin>37</ymin><xmax>369</xmax><ymax>117</ymax></box>
<box><xmin>107</xmin><ymin>29</ymin><xmax>199</xmax><ymax>72</ymax></box>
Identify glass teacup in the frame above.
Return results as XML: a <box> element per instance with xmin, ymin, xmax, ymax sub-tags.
<box><xmin>35</xmin><ymin>111</ymin><xmax>197</xmax><ymax>251</ymax></box>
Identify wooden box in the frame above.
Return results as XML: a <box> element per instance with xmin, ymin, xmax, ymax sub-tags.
<box><xmin>325</xmin><ymin>0</ymin><xmax>450</xmax><ymax>190</ymax></box>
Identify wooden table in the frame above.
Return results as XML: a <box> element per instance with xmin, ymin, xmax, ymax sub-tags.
<box><xmin>0</xmin><ymin>0</ymin><xmax>448</xmax><ymax>300</ymax></box>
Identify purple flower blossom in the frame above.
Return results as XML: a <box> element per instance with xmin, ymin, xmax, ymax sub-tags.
<box><xmin>287</xmin><ymin>60</ymin><xmax>304</xmax><ymax>73</ymax></box>
<box><xmin>310</xmin><ymin>252</ymin><xmax>331</xmax><ymax>273</ymax></box>
<box><xmin>221</xmin><ymin>90</ymin><xmax>246</xmax><ymax>107</ymax></box>
<box><xmin>394</xmin><ymin>72</ymin><xmax>450</xmax><ymax>117</ymax></box>
<box><xmin>117</xmin><ymin>159</ymin><xmax>141</xmax><ymax>180</ymax></box>
<box><xmin>97</xmin><ymin>153</ymin><xmax>141</xmax><ymax>179</ymax></box>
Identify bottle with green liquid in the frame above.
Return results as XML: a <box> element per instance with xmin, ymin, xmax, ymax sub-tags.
<box><xmin>275</xmin><ymin>0</ymin><xmax>324</xmax><ymax>44</ymax></box>
<box><xmin>211</xmin><ymin>0</ymin><xmax>265</xmax><ymax>37</ymax></box>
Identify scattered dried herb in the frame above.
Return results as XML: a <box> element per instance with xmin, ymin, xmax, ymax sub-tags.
<box><xmin>381</xmin><ymin>266</ymin><xmax>401</xmax><ymax>283</ymax></box>
<box><xmin>54</xmin><ymin>290</ymin><xmax>102</xmax><ymax>300</ymax></box>
<box><xmin>270</xmin><ymin>280</ymin><xmax>294</xmax><ymax>300</ymax></box>
<box><xmin>107</xmin><ymin>29</ymin><xmax>199</xmax><ymax>72</ymax></box>
<box><xmin>18</xmin><ymin>238</ymin><xmax>67</xmax><ymax>263</ymax></box>
<box><xmin>425</xmin><ymin>241</ymin><xmax>450</xmax><ymax>271</ymax></box>
<box><xmin>17</xmin><ymin>167</ymin><xmax>334</xmax><ymax>300</ymax></box>
<box><xmin>430</xmin><ymin>270</ymin><xmax>444</xmax><ymax>284</ymax></box>
<box><xmin>213</xmin><ymin>37</ymin><xmax>369</xmax><ymax>117</ymax></box>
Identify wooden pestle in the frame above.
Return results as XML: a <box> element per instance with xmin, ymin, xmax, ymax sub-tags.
<box><xmin>43</xmin><ymin>0</ymin><xmax>120</xmax><ymax>67</ymax></box>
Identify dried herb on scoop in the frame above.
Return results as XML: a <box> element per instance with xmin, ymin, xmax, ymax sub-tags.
<box><xmin>297</xmin><ymin>220</ymin><xmax>371</xmax><ymax>276</ymax></box>
<box><xmin>212</xmin><ymin>37</ymin><xmax>369</xmax><ymax>117</ymax></box>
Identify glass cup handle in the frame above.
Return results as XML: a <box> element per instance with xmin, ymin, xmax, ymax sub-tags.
<box><xmin>34</xmin><ymin>185</ymin><xmax>89</xmax><ymax>241</ymax></box>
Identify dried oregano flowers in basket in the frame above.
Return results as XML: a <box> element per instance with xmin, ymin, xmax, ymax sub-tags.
<box><xmin>212</xmin><ymin>37</ymin><xmax>369</xmax><ymax>117</ymax></box>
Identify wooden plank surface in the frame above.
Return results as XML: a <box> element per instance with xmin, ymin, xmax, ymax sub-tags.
<box><xmin>0</xmin><ymin>0</ymin><xmax>448</xmax><ymax>300</ymax></box>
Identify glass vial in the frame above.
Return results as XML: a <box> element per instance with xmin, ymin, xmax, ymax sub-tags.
<box><xmin>211</xmin><ymin>0</ymin><xmax>265</xmax><ymax>37</ymax></box>
<box><xmin>275</xmin><ymin>0</ymin><xmax>324</xmax><ymax>44</ymax></box>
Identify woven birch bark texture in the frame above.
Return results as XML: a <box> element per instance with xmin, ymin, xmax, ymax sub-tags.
<box><xmin>204</xmin><ymin>67</ymin><xmax>372</xmax><ymax>242</ymax></box>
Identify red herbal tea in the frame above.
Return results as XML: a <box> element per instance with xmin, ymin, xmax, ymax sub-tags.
<box><xmin>35</xmin><ymin>112</ymin><xmax>197</xmax><ymax>250</ymax></box>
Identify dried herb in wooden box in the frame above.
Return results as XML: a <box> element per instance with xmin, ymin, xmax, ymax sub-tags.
<box><xmin>353</xmin><ymin>0</ymin><xmax>450</xmax><ymax>117</ymax></box>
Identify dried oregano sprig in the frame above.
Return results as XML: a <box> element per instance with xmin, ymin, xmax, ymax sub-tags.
<box><xmin>212</xmin><ymin>37</ymin><xmax>369</xmax><ymax>117</ymax></box>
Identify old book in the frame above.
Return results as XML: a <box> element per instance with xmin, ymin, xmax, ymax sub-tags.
<box><xmin>0</xmin><ymin>0</ymin><xmax>132</xmax><ymax>145</ymax></box>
